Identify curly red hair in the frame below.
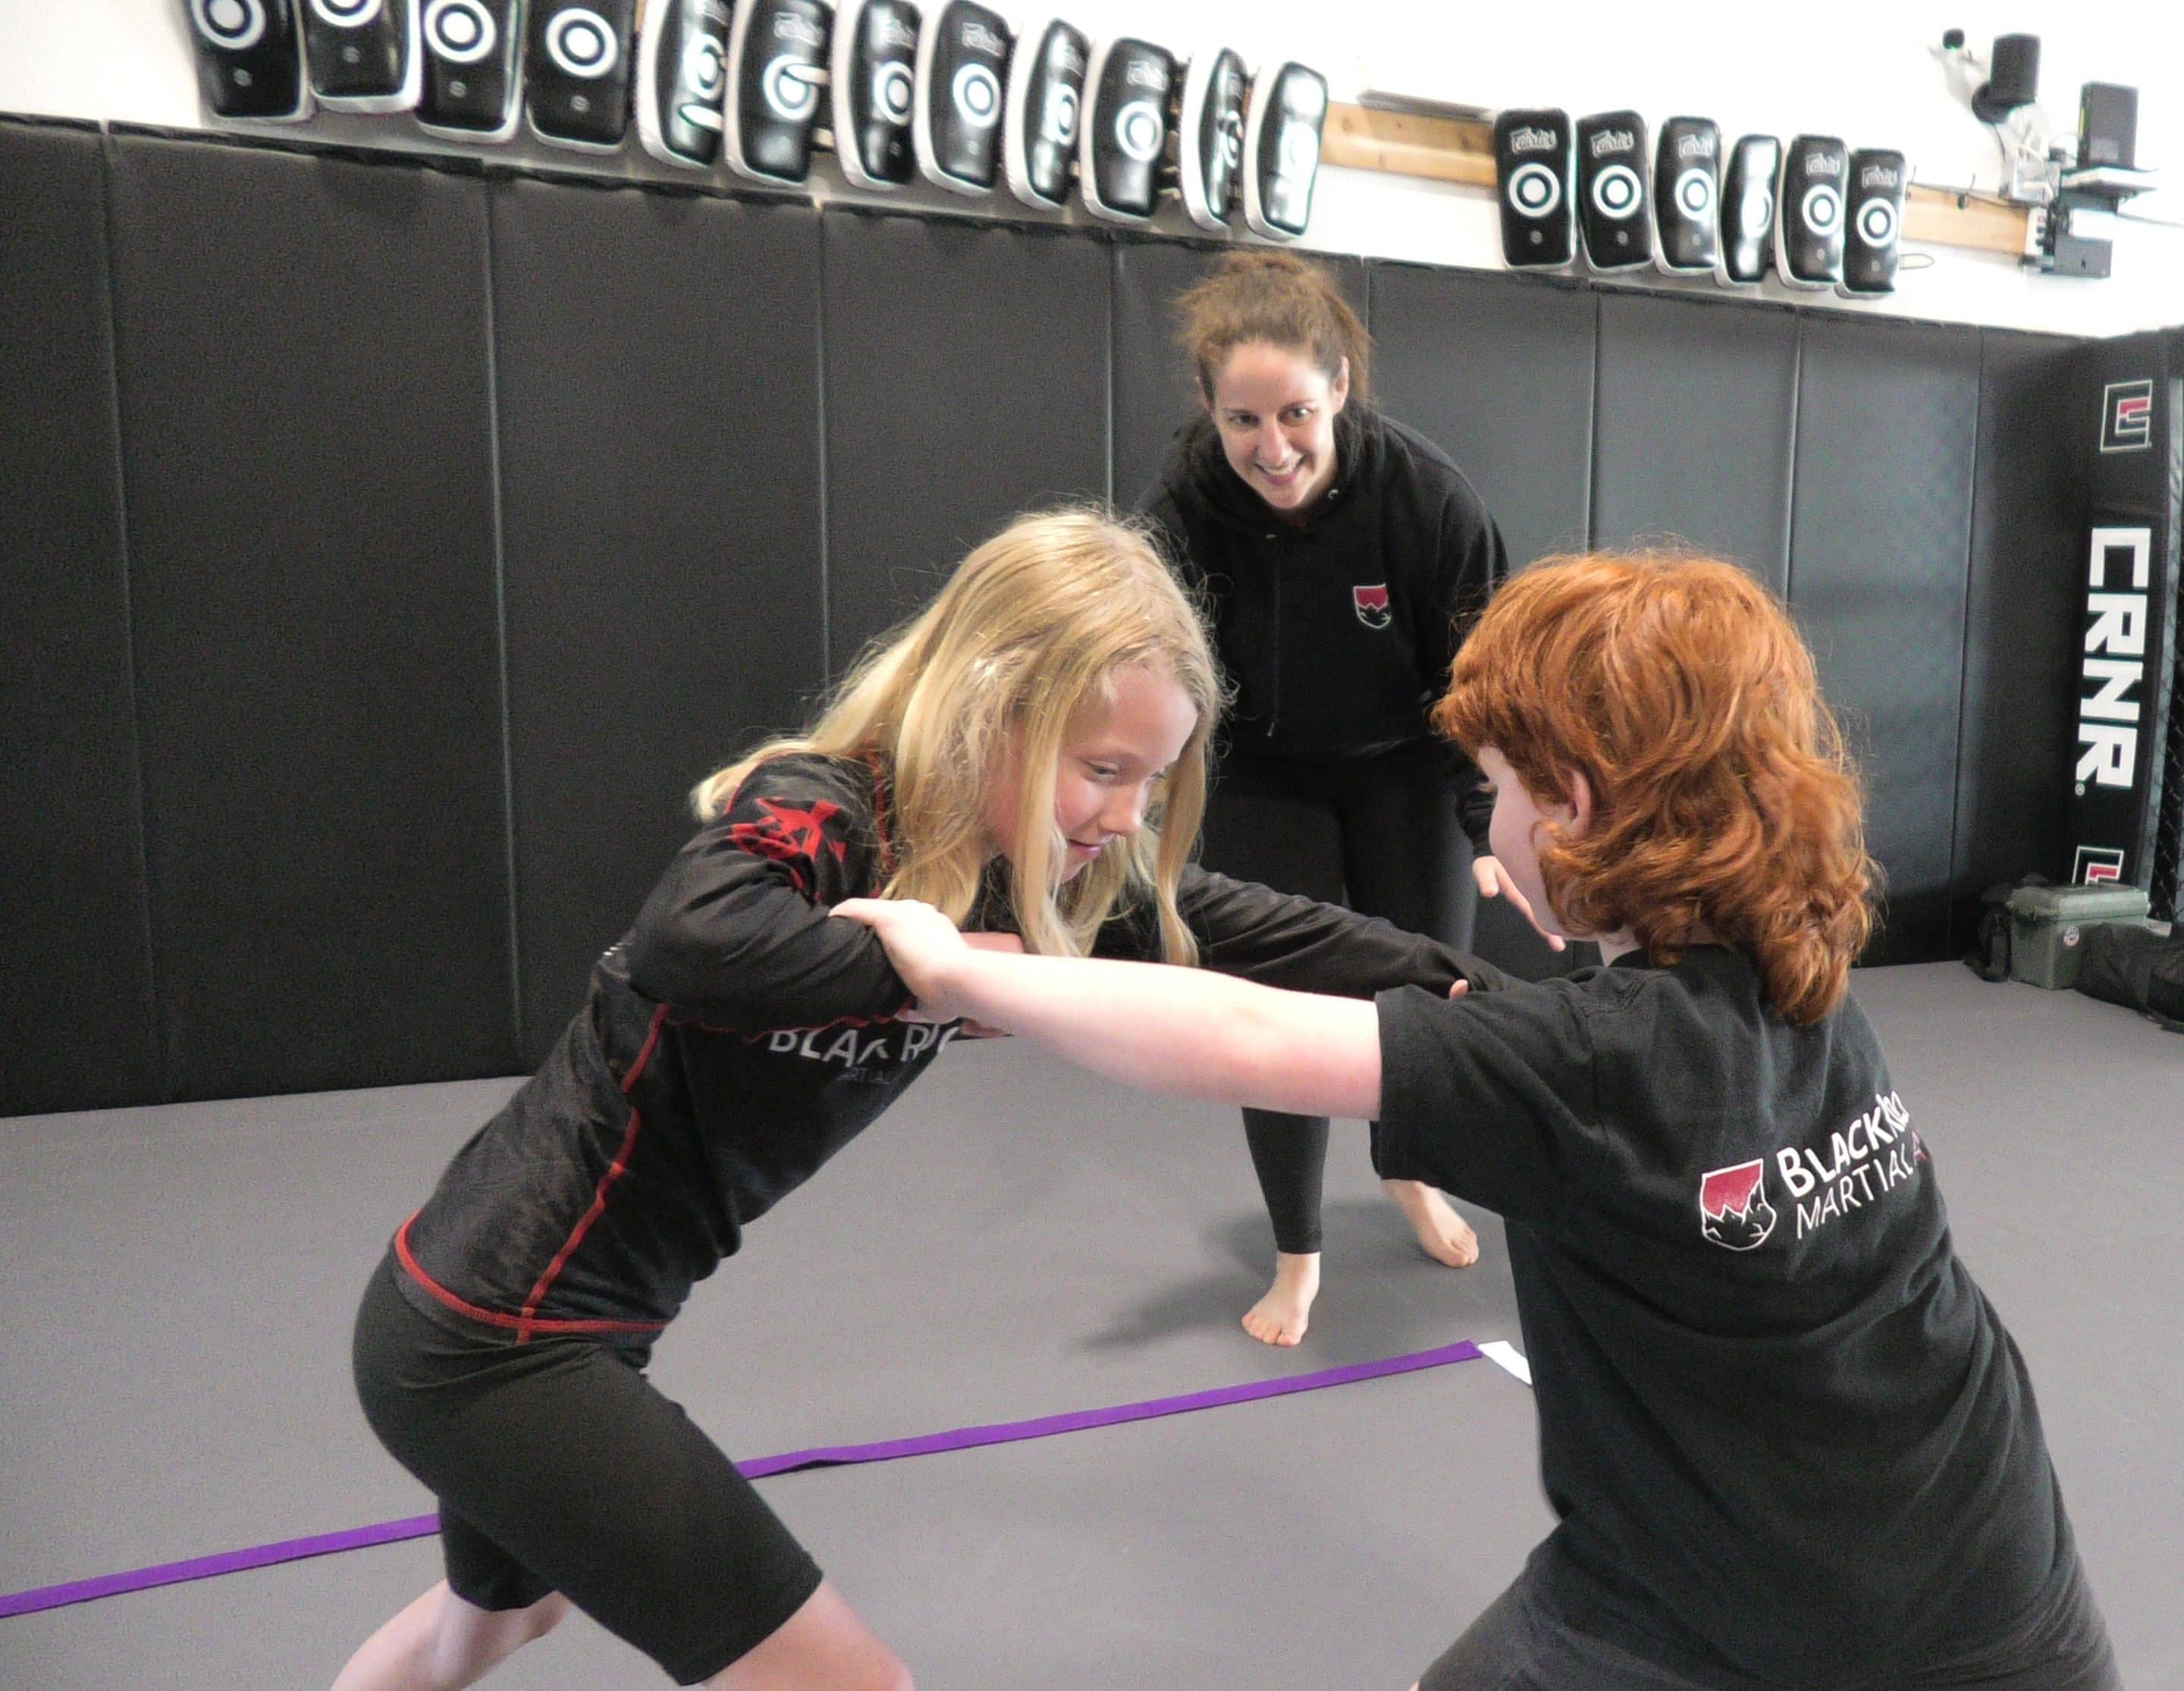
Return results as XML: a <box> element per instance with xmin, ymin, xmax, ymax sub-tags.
<box><xmin>1436</xmin><ymin>553</ymin><xmax>1875</xmax><ymax>1024</ymax></box>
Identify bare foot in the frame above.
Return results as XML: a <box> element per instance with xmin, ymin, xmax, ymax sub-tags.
<box><xmin>1384</xmin><ymin>1179</ymin><xmax>1480</xmax><ymax>1268</ymax></box>
<box><xmin>1242</xmin><ymin>1250</ymin><xmax>1321</xmax><ymax>1347</ymax></box>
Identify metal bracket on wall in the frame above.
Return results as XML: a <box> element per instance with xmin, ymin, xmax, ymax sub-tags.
<box><xmin>1320</xmin><ymin>101</ymin><xmax>2032</xmax><ymax>259</ymax></box>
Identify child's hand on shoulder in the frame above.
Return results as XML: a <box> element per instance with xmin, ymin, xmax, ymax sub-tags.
<box><xmin>833</xmin><ymin>897</ymin><xmax>978</xmax><ymax>1021</ymax></box>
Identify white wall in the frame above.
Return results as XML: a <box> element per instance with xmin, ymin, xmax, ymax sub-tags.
<box><xmin>3</xmin><ymin>0</ymin><xmax>2179</xmax><ymax>337</ymax></box>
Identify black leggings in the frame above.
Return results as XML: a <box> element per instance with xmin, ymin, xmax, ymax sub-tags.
<box><xmin>353</xmin><ymin>1255</ymin><xmax>824</xmax><ymax>1686</ymax></box>
<box><xmin>1197</xmin><ymin>746</ymin><xmax>1476</xmax><ymax>1254</ymax></box>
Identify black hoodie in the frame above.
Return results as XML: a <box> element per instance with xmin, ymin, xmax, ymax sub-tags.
<box><xmin>1139</xmin><ymin>405</ymin><xmax>1507</xmax><ymax>767</ymax></box>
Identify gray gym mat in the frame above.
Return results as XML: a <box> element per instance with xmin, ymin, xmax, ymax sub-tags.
<box><xmin>1</xmin><ymin>964</ymin><xmax>2176</xmax><ymax>1689</ymax></box>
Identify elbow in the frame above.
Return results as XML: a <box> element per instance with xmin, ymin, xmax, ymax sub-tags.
<box><xmin>620</xmin><ymin>926</ymin><xmax>692</xmax><ymax>1009</ymax></box>
<box><xmin>622</xmin><ymin>905</ymin><xmax>734</xmax><ymax>1014</ymax></box>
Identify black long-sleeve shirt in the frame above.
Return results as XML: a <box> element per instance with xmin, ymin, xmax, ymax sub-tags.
<box><xmin>394</xmin><ymin>753</ymin><xmax>1508</xmax><ymax>1340</ymax></box>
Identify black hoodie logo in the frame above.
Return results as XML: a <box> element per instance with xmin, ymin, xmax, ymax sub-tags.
<box><xmin>1352</xmin><ymin>583</ymin><xmax>1391</xmax><ymax>629</ymax></box>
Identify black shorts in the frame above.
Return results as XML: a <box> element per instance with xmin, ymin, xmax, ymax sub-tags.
<box><xmin>353</xmin><ymin>1254</ymin><xmax>824</xmax><ymax>1685</ymax></box>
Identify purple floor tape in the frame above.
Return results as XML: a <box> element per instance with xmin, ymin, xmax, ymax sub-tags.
<box><xmin>0</xmin><ymin>1338</ymin><xmax>1480</xmax><ymax>1622</ymax></box>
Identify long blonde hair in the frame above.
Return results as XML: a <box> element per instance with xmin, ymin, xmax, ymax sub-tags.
<box><xmin>692</xmin><ymin>508</ymin><xmax>1221</xmax><ymax>964</ymax></box>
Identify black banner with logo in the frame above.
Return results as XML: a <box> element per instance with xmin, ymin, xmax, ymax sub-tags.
<box><xmin>2072</xmin><ymin>330</ymin><xmax>2182</xmax><ymax>912</ymax></box>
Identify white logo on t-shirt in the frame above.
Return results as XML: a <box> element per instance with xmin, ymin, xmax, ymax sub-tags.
<box><xmin>1774</xmin><ymin>1090</ymin><xmax>1925</xmax><ymax>1239</ymax></box>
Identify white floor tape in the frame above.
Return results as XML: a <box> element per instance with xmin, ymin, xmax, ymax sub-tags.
<box><xmin>1478</xmin><ymin>1340</ymin><xmax>1532</xmax><ymax>1386</ymax></box>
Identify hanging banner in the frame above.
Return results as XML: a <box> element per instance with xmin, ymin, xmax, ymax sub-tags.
<box><xmin>2071</xmin><ymin>331</ymin><xmax>2181</xmax><ymax>899</ymax></box>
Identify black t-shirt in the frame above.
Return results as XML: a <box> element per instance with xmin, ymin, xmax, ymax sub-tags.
<box><xmin>1374</xmin><ymin>946</ymin><xmax>2068</xmax><ymax>1686</ymax></box>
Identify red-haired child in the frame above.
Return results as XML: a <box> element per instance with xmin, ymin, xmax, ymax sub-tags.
<box><xmin>841</xmin><ymin>552</ymin><xmax>2120</xmax><ymax>1691</ymax></box>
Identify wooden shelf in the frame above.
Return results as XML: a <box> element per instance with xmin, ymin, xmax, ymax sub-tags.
<box><xmin>1322</xmin><ymin>102</ymin><xmax>2030</xmax><ymax>258</ymax></box>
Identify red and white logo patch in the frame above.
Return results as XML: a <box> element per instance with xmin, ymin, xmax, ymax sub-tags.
<box><xmin>2100</xmin><ymin>378</ymin><xmax>2152</xmax><ymax>453</ymax></box>
<box><xmin>1352</xmin><ymin>583</ymin><xmax>1392</xmax><ymax>629</ymax></box>
<box><xmin>2073</xmin><ymin>844</ymin><xmax>2126</xmax><ymax>885</ymax></box>
<box><xmin>1698</xmin><ymin>1158</ymin><xmax>1777</xmax><ymax>1251</ymax></box>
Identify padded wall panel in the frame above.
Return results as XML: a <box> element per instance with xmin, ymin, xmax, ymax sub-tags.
<box><xmin>821</xmin><ymin>212</ymin><xmax>1109</xmax><ymax>665</ymax></box>
<box><xmin>1110</xmin><ymin>240</ymin><xmax>1368</xmax><ymax>512</ymax></box>
<box><xmin>1369</xmin><ymin>266</ymin><xmax>1595</xmax><ymax>575</ymax></box>
<box><xmin>107</xmin><ymin>135</ymin><xmax>513</xmax><ymax>1099</ymax></box>
<box><xmin>1952</xmin><ymin>331</ymin><xmax>2086</xmax><ymax>933</ymax></box>
<box><xmin>1367</xmin><ymin>265</ymin><xmax>1598</xmax><ymax>982</ymax></box>
<box><xmin>494</xmin><ymin>180</ymin><xmax>824</xmax><ymax>1064</ymax></box>
<box><xmin>1788</xmin><ymin>317</ymin><xmax>1981</xmax><ymax>964</ymax></box>
<box><xmin>1592</xmin><ymin>292</ymin><xmax>1798</xmax><ymax>592</ymax></box>
<box><xmin>0</xmin><ymin>122</ymin><xmax>161</xmax><ymax>1116</ymax></box>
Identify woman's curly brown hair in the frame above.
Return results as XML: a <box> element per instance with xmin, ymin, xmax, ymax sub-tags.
<box><xmin>1435</xmin><ymin>552</ymin><xmax>1875</xmax><ymax>1024</ymax></box>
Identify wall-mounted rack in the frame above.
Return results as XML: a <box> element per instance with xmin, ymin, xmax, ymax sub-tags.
<box><xmin>1320</xmin><ymin>101</ymin><xmax>2030</xmax><ymax>258</ymax></box>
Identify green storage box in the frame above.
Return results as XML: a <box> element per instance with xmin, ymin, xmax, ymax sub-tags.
<box><xmin>2005</xmin><ymin>883</ymin><xmax>2152</xmax><ymax>989</ymax></box>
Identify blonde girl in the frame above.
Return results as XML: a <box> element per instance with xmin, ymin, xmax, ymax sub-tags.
<box><xmin>334</xmin><ymin>508</ymin><xmax>1488</xmax><ymax>1691</ymax></box>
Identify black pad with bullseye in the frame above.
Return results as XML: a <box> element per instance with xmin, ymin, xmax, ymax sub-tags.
<box><xmin>832</xmin><ymin>0</ymin><xmax>920</xmax><ymax>189</ymax></box>
<box><xmin>1080</xmin><ymin>36</ymin><xmax>1174</xmax><ymax>222</ymax></box>
<box><xmin>1840</xmin><ymin>148</ymin><xmax>1906</xmax><ymax>296</ymax></box>
<box><xmin>1653</xmin><ymin>116</ymin><xmax>1719</xmax><ymax>275</ymax></box>
<box><xmin>1776</xmin><ymin>133</ymin><xmax>1848</xmax><ymax>289</ymax></box>
<box><xmin>419</xmin><ymin>0</ymin><xmax>520</xmax><ymax>139</ymax></box>
<box><xmin>1178</xmin><ymin>47</ymin><xmax>1247</xmax><ymax>231</ymax></box>
<box><xmin>302</xmin><ymin>0</ymin><xmax>420</xmax><ymax>111</ymax></box>
<box><xmin>188</xmin><ymin>0</ymin><xmax>312</xmax><ymax>120</ymax></box>
<box><xmin>916</xmin><ymin>0</ymin><xmax>1011</xmax><ymax>193</ymax></box>
<box><xmin>1002</xmin><ymin>17</ymin><xmax>1087</xmax><ymax>208</ymax></box>
<box><xmin>1493</xmin><ymin>108</ymin><xmax>1576</xmax><ymax>268</ymax></box>
<box><xmin>525</xmin><ymin>0</ymin><xmax>635</xmax><ymax>149</ymax></box>
<box><xmin>1243</xmin><ymin>60</ymin><xmax>1326</xmax><ymax>240</ymax></box>
<box><xmin>724</xmin><ymin>0</ymin><xmax>832</xmax><ymax>183</ymax></box>
<box><xmin>1577</xmin><ymin>109</ymin><xmax>1652</xmax><ymax>271</ymax></box>
<box><xmin>638</xmin><ymin>0</ymin><xmax>731</xmax><ymax>167</ymax></box>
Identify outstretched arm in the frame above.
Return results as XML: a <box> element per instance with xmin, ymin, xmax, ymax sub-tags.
<box><xmin>835</xmin><ymin>899</ymin><xmax>1385</xmax><ymax>1119</ymax></box>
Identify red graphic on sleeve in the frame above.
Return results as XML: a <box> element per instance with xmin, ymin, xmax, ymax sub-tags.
<box><xmin>1698</xmin><ymin>1158</ymin><xmax>1778</xmax><ymax>1251</ymax></box>
<box><xmin>730</xmin><ymin>798</ymin><xmax>849</xmax><ymax>895</ymax></box>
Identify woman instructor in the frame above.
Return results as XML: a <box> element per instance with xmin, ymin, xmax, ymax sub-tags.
<box><xmin>1141</xmin><ymin>250</ymin><xmax>1538</xmax><ymax>1346</ymax></box>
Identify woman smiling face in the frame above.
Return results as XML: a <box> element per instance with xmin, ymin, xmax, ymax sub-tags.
<box><xmin>1207</xmin><ymin>340</ymin><xmax>1350</xmax><ymax>520</ymax></box>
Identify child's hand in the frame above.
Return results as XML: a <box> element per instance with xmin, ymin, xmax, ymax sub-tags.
<box><xmin>1471</xmin><ymin>855</ymin><xmax>1566</xmax><ymax>951</ymax></box>
<box><xmin>832</xmin><ymin>898</ymin><xmax>977</xmax><ymax>1021</ymax></box>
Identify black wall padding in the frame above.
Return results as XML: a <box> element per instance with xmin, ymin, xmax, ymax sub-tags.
<box><xmin>820</xmin><ymin>212</ymin><xmax>1110</xmax><ymax>667</ymax></box>
<box><xmin>1109</xmin><ymin>239</ymin><xmax>1369</xmax><ymax>513</ymax></box>
<box><xmin>1953</xmin><ymin>331</ymin><xmax>2087</xmax><ymax>938</ymax></box>
<box><xmin>1112</xmin><ymin>240</ymin><xmax>1221</xmax><ymax>510</ymax></box>
<box><xmin>1369</xmin><ymin>266</ymin><xmax>1596</xmax><ymax>576</ymax></box>
<box><xmin>0</xmin><ymin>122</ymin><xmax>162</xmax><ymax>1116</ymax></box>
<box><xmin>2</xmin><ymin>121</ymin><xmax>2110</xmax><ymax>1112</ymax></box>
<box><xmin>1363</xmin><ymin>265</ymin><xmax>1599</xmax><ymax>984</ymax></box>
<box><xmin>1591</xmin><ymin>292</ymin><xmax>1798</xmax><ymax>593</ymax></box>
<box><xmin>1787</xmin><ymin>317</ymin><xmax>1982</xmax><ymax>965</ymax></box>
<box><xmin>105</xmin><ymin>136</ymin><xmax>515</xmax><ymax>1100</ymax></box>
<box><xmin>492</xmin><ymin>180</ymin><xmax>826</xmax><ymax>1064</ymax></box>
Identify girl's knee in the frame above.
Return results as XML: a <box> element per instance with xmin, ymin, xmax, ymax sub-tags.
<box><xmin>424</xmin><ymin>1583</ymin><xmax>567</xmax><ymax>1680</ymax></box>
